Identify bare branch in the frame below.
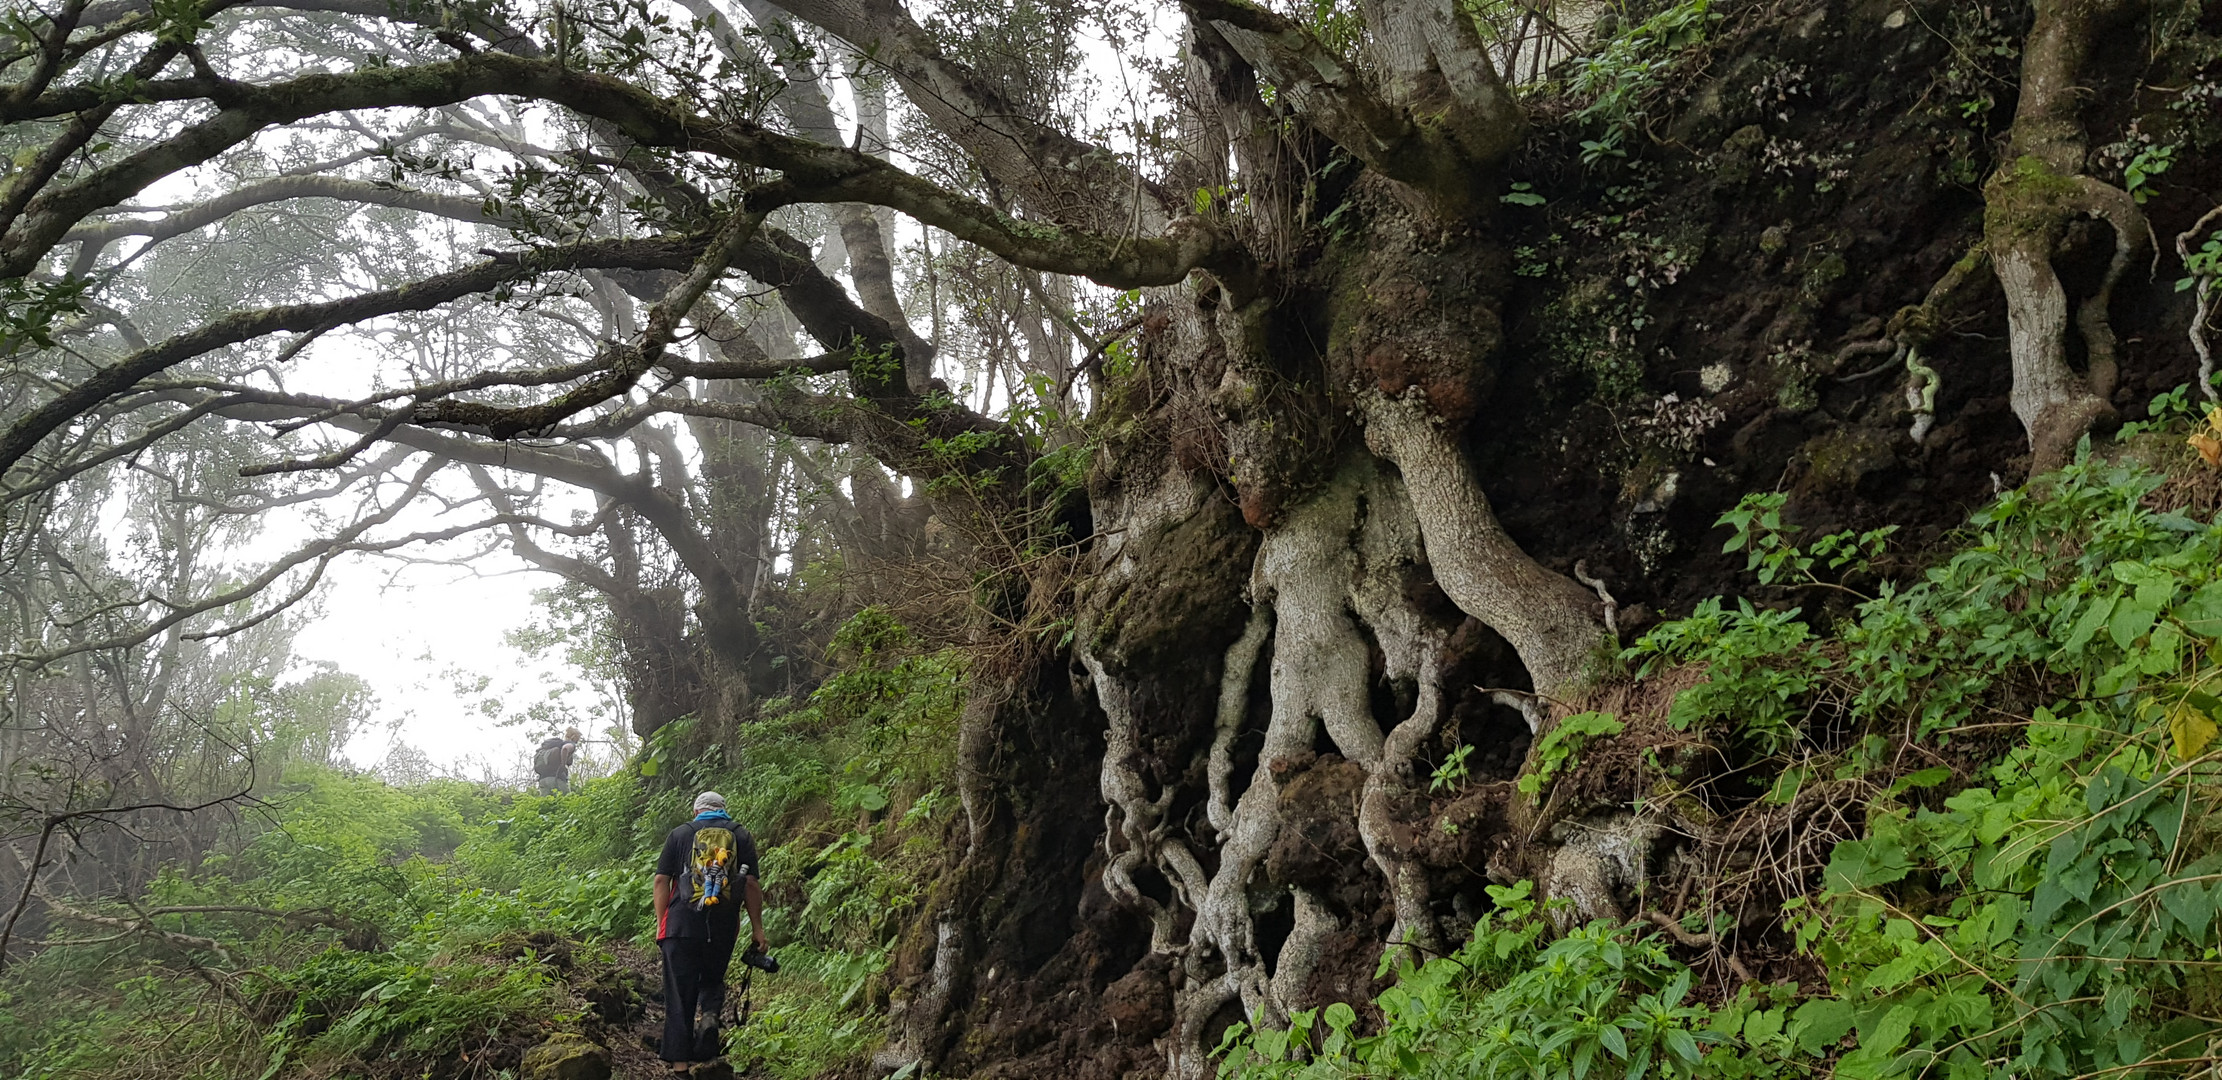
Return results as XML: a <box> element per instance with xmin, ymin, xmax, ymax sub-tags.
<box><xmin>4</xmin><ymin>457</ymin><xmax>442</xmax><ymax>666</ymax></box>
<box><xmin>1</xmin><ymin>791</ymin><xmax>260</xmax><ymax>972</ymax></box>
<box><xmin>62</xmin><ymin>174</ymin><xmax>511</xmax><ymax>253</ymax></box>
<box><xmin>401</xmin><ymin>205</ymin><xmax>766</xmax><ymax>439</ymax></box>
<box><xmin>753</xmin><ymin>0</ymin><xmax>1175</xmax><ymax>234</ymax></box>
<box><xmin>0</xmin><ymin>236</ymin><xmax>700</xmax><ymax>478</ymax></box>
<box><xmin>2</xmin><ymin>53</ymin><xmax>1247</xmax><ymax>289</ymax></box>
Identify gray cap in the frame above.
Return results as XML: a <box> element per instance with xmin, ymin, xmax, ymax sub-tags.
<box><xmin>693</xmin><ymin>791</ymin><xmax>726</xmax><ymax>812</ymax></box>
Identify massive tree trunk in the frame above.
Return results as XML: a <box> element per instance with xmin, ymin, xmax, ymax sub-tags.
<box><xmin>1052</xmin><ymin>192</ymin><xmax>1615</xmax><ymax>1076</ymax></box>
<box><xmin>816</xmin><ymin>0</ymin><xmax>1624</xmax><ymax>1070</ymax></box>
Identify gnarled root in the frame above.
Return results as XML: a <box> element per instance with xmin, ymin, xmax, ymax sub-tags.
<box><xmin>1359</xmin><ymin>390</ymin><xmax>1607</xmax><ymax>695</ymax></box>
<box><xmin>1984</xmin><ymin>0</ymin><xmax>2150</xmax><ymax>471</ymax></box>
<box><xmin>2177</xmin><ymin>205</ymin><xmax>2222</xmax><ymax>401</ymax></box>
<box><xmin>1175</xmin><ymin>467</ymin><xmax>1370</xmax><ymax>1066</ymax></box>
<box><xmin>1088</xmin><ymin>650</ymin><xmax>1211</xmax><ymax>953</ymax></box>
<box><xmin>1160</xmin><ymin>459</ymin><xmax>1479</xmax><ymax>1075</ymax></box>
<box><xmin>1905</xmin><ymin>345</ymin><xmax>1938</xmax><ymax>444</ymax></box>
<box><xmin>1540</xmin><ymin>812</ymin><xmax>1664</xmax><ymax>930</ymax></box>
<box><xmin>1089</xmin><ymin>444</ymin><xmax>1617</xmax><ymax>1076</ymax></box>
<box><xmin>1208</xmin><ymin>607</ymin><xmax>1274</xmax><ymax>841</ymax></box>
<box><xmin>1346</xmin><ymin>475</ymin><xmax>1451</xmax><ymax>961</ymax></box>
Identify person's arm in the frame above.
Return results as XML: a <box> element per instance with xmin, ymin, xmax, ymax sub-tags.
<box><xmin>744</xmin><ymin>875</ymin><xmax>765</xmax><ymax>952</ymax></box>
<box><xmin>653</xmin><ymin>873</ymin><xmax>673</xmax><ymax>938</ymax></box>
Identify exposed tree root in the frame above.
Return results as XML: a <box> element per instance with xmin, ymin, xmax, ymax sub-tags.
<box><xmin>1078</xmin><ymin>375</ymin><xmax>1674</xmax><ymax>1077</ymax></box>
<box><xmin>1905</xmin><ymin>345</ymin><xmax>1939</xmax><ymax>444</ymax></box>
<box><xmin>1176</xmin><ymin>463</ymin><xmax>1373</xmax><ymax>1058</ymax></box>
<box><xmin>2179</xmin><ymin>205</ymin><xmax>2222</xmax><ymax>401</ymax></box>
<box><xmin>1491</xmin><ymin>689</ymin><xmax>1550</xmax><ymax>734</ymax></box>
<box><xmin>881</xmin><ymin>671</ymin><xmax>1023</xmax><ymax>1071</ymax></box>
<box><xmin>1080</xmin><ymin>456</ymin><xmax>1556</xmax><ymax>1076</ymax></box>
<box><xmin>1984</xmin><ymin>0</ymin><xmax>2150</xmax><ymax>470</ymax></box>
<box><xmin>1536</xmin><ymin>812</ymin><xmax>1662</xmax><ymax>931</ymax></box>
<box><xmin>1208</xmin><ymin>607</ymin><xmax>1274</xmax><ymax>842</ymax></box>
<box><xmin>1850</xmin><ymin>243</ymin><xmax>1989</xmax><ymax>443</ymax></box>
<box><xmin>1572</xmin><ymin>559</ymin><xmax>1620</xmax><ymax>639</ymax></box>
<box><xmin>1091</xmin><ymin>657</ymin><xmax>1190</xmax><ymax>952</ymax></box>
<box><xmin>1359</xmin><ymin>390</ymin><xmax>1607</xmax><ymax>695</ymax></box>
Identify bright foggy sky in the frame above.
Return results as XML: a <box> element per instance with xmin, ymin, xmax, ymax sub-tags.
<box><xmin>305</xmin><ymin>555</ymin><xmax>579</xmax><ymax>779</ymax></box>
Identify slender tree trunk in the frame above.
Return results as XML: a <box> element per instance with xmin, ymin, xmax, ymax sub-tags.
<box><xmin>1985</xmin><ymin>0</ymin><xmax>2149</xmax><ymax>469</ymax></box>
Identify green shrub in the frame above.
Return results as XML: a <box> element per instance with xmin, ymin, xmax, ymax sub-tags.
<box><xmin>1632</xmin><ymin>440</ymin><xmax>2222</xmax><ymax>1078</ymax></box>
<box><xmin>1222</xmin><ymin>426</ymin><xmax>2222</xmax><ymax>1080</ymax></box>
<box><xmin>1217</xmin><ymin>882</ymin><xmax>1733</xmax><ymax>1080</ymax></box>
<box><xmin>260</xmin><ymin>947</ymin><xmax>561</xmax><ymax>1076</ymax></box>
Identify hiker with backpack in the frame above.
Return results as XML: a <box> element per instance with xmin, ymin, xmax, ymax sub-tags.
<box><xmin>532</xmin><ymin>727</ymin><xmax>582</xmax><ymax>793</ymax></box>
<box><xmin>654</xmin><ymin>791</ymin><xmax>770</xmax><ymax>1072</ymax></box>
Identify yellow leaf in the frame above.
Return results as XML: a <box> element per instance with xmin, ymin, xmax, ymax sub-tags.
<box><xmin>2171</xmin><ymin>702</ymin><xmax>2218</xmax><ymax>761</ymax></box>
<box><xmin>2190</xmin><ymin>431</ymin><xmax>2222</xmax><ymax>468</ymax></box>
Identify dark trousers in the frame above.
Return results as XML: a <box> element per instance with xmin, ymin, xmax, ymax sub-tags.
<box><xmin>659</xmin><ymin>934</ymin><xmax>737</xmax><ymax>1062</ymax></box>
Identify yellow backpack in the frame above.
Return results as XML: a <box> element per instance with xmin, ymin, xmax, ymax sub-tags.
<box><xmin>684</xmin><ymin>825</ymin><xmax>736</xmax><ymax>912</ymax></box>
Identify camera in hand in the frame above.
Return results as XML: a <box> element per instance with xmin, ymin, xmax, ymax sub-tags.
<box><xmin>741</xmin><ymin>947</ymin><xmax>779</xmax><ymax>974</ymax></box>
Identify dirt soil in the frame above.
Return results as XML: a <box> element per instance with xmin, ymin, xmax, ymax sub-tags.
<box><xmin>605</xmin><ymin>941</ymin><xmax>676</xmax><ymax>1080</ymax></box>
<box><xmin>602</xmin><ymin>940</ymin><xmax>785</xmax><ymax>1080</ymax></box>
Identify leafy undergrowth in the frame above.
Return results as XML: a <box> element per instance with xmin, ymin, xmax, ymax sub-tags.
<box><xmin>1221</xmin><ymin>409</ymin><xmax>2222</xmax><ymax>1080</ymax></box>
<box><xmin>0</xmin><ymin>770</ymin><xmax>631</xmax><ymax>1080</ymax></box>
<box><xmin>0</xmin><ymin>607</ymin><xmax>966</xmax><ymax>1080</ymax></box>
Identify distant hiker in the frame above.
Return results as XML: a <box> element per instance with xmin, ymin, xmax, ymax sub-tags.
<box><xmin>654</xmin><ymin>790</ymin><xmax>769</xmax><ymax>1072</ymax></box>
<box><xmin>533</xmin><ymin>726</ymin><xmax>583</xmax><ymax>794</ymax></box>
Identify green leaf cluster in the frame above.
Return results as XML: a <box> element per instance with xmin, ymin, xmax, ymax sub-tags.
<box><xmin>1568</xmin><ymin>1</ymin><xmax>1719</xmax><ymax>166</ymax></box>
<box><xmin>1221</xmin><ymin>425</ymin><xmax>2222</xmax><ymax>1080</ymax></box>
<box><xmin>1518</xmin><ymin>711</ymin><xmax>1626</xmax><ymax>797</ymax></box>
<box><xmin>0</xmin><ymin>275</ymin><xmax>90</xmax><ymax>352</ymax></box>
<box><xmin>1217</xmin><ymin>883</ymin><xmax>1734</xmax><ymax>1080</ymax></box>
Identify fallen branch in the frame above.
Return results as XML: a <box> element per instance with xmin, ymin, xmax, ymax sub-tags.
<box><xmin>38</xmin><ymin>893</ymin><xmax>234</xmax><ymax>965</ymax></box>
<box><xmin>1643</xmin><ymin>908</ymin><xmax>1714</xmax><ymax>946</ymax></box>
<box><xmin>1642</xmin><ymin>910</ymin><xmax>1755</xmax><ymax>982</ymax></box>
<box><xmin>0</xmin><ymin>791</ymin><xmax>258</xmax><ymax>973</ymax></box>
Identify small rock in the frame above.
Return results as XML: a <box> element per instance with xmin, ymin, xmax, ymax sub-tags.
<box><xmin>1882</xmin><ymin>9</ymin><xmax>1907</xmax><ymax>29</ymax></box>
<box><xmin>519</xmin><ymin>1033</ymin><xmax>611</xmax><ymax>1080</ymax></box>
<box><xmin>1758</xmin><ymin>221</ymin><xmax>1792</xmax><ymax>257</ymax></box>
<box><xmin>1633</xmin><ymin>471</ymin><xmax>1680</xmax><ymax>514</ymax></box>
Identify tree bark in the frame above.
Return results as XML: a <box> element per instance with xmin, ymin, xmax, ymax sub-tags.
<box><xmin>1984</xmin><ymin>0</ymin><xmax>2150</xmax><ymax>469</ymax></box>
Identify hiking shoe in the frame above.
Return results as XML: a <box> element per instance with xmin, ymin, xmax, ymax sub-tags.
<box><xmin>692</xmin><ymin>1016</ymin><xmax>721</xmax><ymax>1060</ymax></box>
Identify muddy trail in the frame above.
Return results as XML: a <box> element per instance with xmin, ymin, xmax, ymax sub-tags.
<box><xmin>605</xmin><ymin>942</ymin><xmax>681</xmax><ymax>1080</ymax></box>
<box><xmin>481</xmin><ymin>934</ymin><xmax>761</xmax><ymax>1080</ymax></box>
<box><xmin>593</xmin><ymin>940</ymin><xmax>771</xmax><ymax>1080</ymax></box>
